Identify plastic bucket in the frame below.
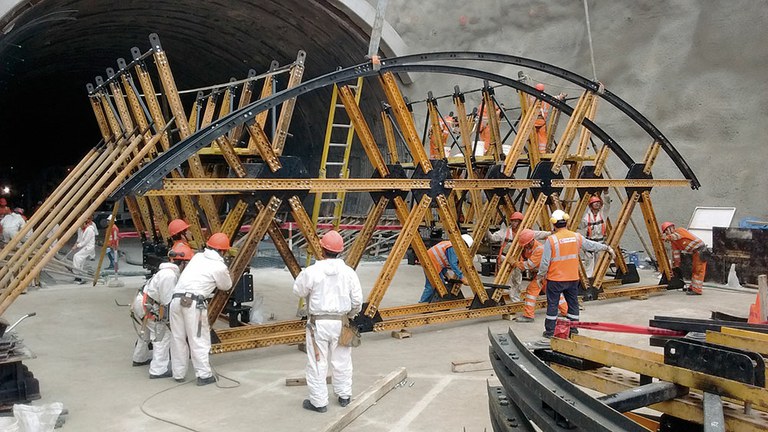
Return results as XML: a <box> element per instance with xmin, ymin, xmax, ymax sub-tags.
<box><xmin>0</xmin><ymin>417</ymin><xmax>19</xmax><ymax>432</ymax></box>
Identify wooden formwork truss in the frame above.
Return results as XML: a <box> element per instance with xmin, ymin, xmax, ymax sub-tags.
<box><xmin>1</xmin><ymin>36</ymin><xmax>699</xmax><ymax>355</ymax></box>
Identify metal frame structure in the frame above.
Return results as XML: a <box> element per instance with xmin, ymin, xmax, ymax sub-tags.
<box><xmin>1</xmin><ymin>35</ymin><xmax>698</xmax><ymax>355</ymax></box>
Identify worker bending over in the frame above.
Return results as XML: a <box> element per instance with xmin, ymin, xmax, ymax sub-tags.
<box><xmin>487</xmin><ymin>212</ymin><xmax>547</xmax><ymax>296</ymax></box>
<box><xmin>419</xmin><ymin>234</ymin><xmax>473</xmax><ymax>303</ymax></box>
<box><xmin>514</xmin><ymin>229</ymin><xmax>567</xmax><ymax>323</ymax></box>
<box><xmin>293</xmin><ymin>230</ymin><xmax>363</xmax><ymax>413</ymax></box>
<box><xmin>661</xmin><ymin>221</ymin><xmax>707</xmax><ymax>295</ymax></box>
<box><xmin>71</xmin><ymin>216</ymin><xmax>97</xmax><ymax>284</ymax></box>
<box><xmin>170</xmin><ymin>233</ymin><xmax>232</xmax><ymax>386</ymax></box>
<box><xmin>537</xmin><ymin>210</ymin><xmax>614</xmax><ymax>338</ymax></box>
<box><xmin>0</xmin><ymin>207</ymin><xmax>28</xmax><ymax>245</ymax></box>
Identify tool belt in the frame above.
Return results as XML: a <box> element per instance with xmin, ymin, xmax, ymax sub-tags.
<box><xmin>308</xmin><ymin>314</ymin><xmax>344</xmax><ymax>323</ymax></box>
<box><xmin>173</xmin><ymin>292</ymin><xmax>207</xmax><ymax>309</ymax></box>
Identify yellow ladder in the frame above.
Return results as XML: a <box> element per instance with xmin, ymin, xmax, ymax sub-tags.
<box><xmin>310</xmin><ymin>78</ymin><xmax>363</xmax><ymax>234</ymax></box>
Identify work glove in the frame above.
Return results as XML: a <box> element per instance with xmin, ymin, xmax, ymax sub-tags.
<box><xmin>607</xmin><ymin>246</ymin><xmax>616</xmax><ymax>260</ymax></box>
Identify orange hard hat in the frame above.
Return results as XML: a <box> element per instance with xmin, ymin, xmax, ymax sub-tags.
<box><xmin>535</xmin><ymin>83</ymin><xmax>545</xmax><ymax>91</ymax></box>
<box><xmin>169</xmin><ymin>242</ymin><xmax>194</xmax><ymax>261</ymax></box>
<box><xmin>589</xmin><ymin>196</ymin><xmax>602</xmax><ymax>205</ymax></box>
<box><xmin>319</xmin><ymin>230</ymin><xmax>344</xmax><ymax>253</ymax></box>
<box><xmin>168</xmin><ymin>219</ymin><xmax>190</xmax><ymax>236</ymax></box>
<box><xmin>661</xmin><ymin>222</ymin><xmax>675</xmax><ymax>232</ymax></box>
<box><xmin>518</xmin><ymin>229</ymin><xmax>535</xmax><ymax>246</ymax></box>
<box><xmin>510</xmin><ymin>212</ymin><xmax>524</xmax><ymax>221</ymax></box>
<box><xmin>206</xmin><ymin>232</ymin><xmax>231</xmax><ymax>251</ymax></box>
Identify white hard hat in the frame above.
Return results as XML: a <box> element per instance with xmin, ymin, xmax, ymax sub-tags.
<box><xmin>550</xmin><ymin>209</ymin><xmax>570</xmax><ymax>223</ymax></box>
<box><xmin>461</xmin><ymin>234</ymin><xmax>474</xmax><ymax>248</ymax></box>
<box><xmin>106</xmin><ymin>214</ymin><xmax>113</xmax><ymax>221</ymax></box>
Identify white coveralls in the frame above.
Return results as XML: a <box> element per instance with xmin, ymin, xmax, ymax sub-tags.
<box><xmin>293</xmin><ymin>258</ymin><xmax>363</xmax><ymax>408</ymax></box>
<box><xmin>73</xmin><ymin>223</ymin><xmax>97</xmax><ymax>273</ymax></box>
<box><xmin>169</xmin><ymin>249</ymin><xmax>231</xmax><ymax>381</ymax></box>
<box><xmin>144</xmin><ymin>262</ymin><xmax>180</xmax><ymax>376</ymax></box>
<box><xmin>1</xmin><ymin>213</ymin><xmax>27</xmax><ymax>244</ymax></box>
<box><xmin>130</xmin><ymin>286</ymin><xmax>152</xmax><ymax>365</ymax></box>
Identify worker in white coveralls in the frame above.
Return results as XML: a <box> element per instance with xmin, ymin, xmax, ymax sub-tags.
<box><xmin>71</xmin><ymin>216</ymin><xmax>97</xmax><ymax>284</ymax></box>
<box><xmin>293</xmin><ymin>230</ymin><xmax>363</xmax><ymax>413</ymax></box>
<box><xmin>0</xmin><ymin>207</ymin><xmax>28</xmax><ymax>245</ymax></box>
<box><xmin>170</xmin><ymin>232</ymin><xmax>232</xmax><ymax>386</ymax></box>
<box><xmin>130</xmin><ymin>242</ymin><xmax>194</xmax><ymax>378</ymax></box>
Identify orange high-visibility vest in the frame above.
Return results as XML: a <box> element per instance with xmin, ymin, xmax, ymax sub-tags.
<box><xmin>546</xmin><ymin>229</ymin><xmax>583</xmax><ymax>281</ymax></box>
<box><xmin>520</xmin><ymin>240</ymin><xmax>544</xmax><ymax>270</ymax></box>
<box><xmin>428</xmin><ymin>241</ymin><xmax>452</xmax><ymax>270</ymax></box>
<box><xmin>669</xmin><ymin>228</ymin><xmax>704</xmax><ymax>254</ymax></box>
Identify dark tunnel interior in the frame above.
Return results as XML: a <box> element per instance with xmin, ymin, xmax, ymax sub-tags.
<box><xmin>0</xmin><ymin>0</ymin><xmax>386</xmax><ymax>209</ymax></box>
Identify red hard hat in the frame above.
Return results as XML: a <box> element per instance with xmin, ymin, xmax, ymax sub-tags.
<box><xmin>518</xmin><ymin>229</ymin><xmax>535</xmax><ymax>246</ymax></box>
<box><xmin>510</xmin><ymin>212</ymin><xmax>524</xmax><ymax>221</ymax></box>
<box><xmin>589</xmin><ymin>196</ymin><xmax>602</xmax><ymax>205</ymax></box>
<box><xmin>206</xmin><ymin>233</ymin><xmax>231</xmax><ymax>251</ymax></box>
<box><xmin>170</xmin><ymin>242</ymin><xmax>194</xmax><ymax>261</ymax></box>
<box><xmin>319</xmin><ymin>230</ymin><xmax>344</xmax><ymax>253</ymax></box>
<box><xmin>661</xmin><ymin>222</ymin><xmax>675</xmax><ymax>232</ymax></box>
<box><xmin>535</xmin><ymin>83</ymin><xmax>545</xmax><ymax>91</ymax></box>
<box><xmin>168</xmin><ymin>219</ymin><xmax>190</xmax><ymax>236</ymax></box>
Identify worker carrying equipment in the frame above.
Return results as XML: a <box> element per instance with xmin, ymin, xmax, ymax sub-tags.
<box><xmin>420</xmin><ymin>235</ymin><xmax>473</xmax><ymax>303</ymax></box>
<box><xmin>514</xmin><ymin>229</ymin><xmax>567</xmax><ymax>323</ymax></box>
<box><xmin>661</xmin><ymin>222</ymin><xmax>707</xmax><ymax>295</ymax></box>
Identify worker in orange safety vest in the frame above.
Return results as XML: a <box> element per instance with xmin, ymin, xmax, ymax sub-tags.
<box><xmin>531</xmin><ymin>83</ymin><xmax>565</xmax><ymax>154</ymax></box>
<box><xmin>420</xmin><ymin>234</ymin><xmax>473</xmax><ymax>303</ymax></box>
<box><xmin>661</xmin><ymin>221</ymin><xmax>707</xmax><ymax>295</ymax></box>
<box><xmin>537</xmin><ymin>210</ymin><xmax>615</xmax><ymax>338</ymax></box>
<box><xmin>428</xmin><ymin>113</ymin><xmax>456</xmax><ymax>159</ymax></box>
<box><xmin>514</xmin><ymin>229</ymin><xmax>567</xmax><ymax>323</ymax></box>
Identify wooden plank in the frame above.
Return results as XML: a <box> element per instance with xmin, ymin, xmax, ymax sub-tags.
<box><xmin>320</xmin><ymin>367</ymin><xmax>407</xmax><ymax>432</ymax></box>
<box><xmin>451</xmin><ymin>359</ymin><xmax>492</xmax><ymax>373</ymax></box>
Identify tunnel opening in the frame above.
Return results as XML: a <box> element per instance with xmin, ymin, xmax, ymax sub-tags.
<box><xmin>0</xmin><ymin>0</ymin><xmax>391</xmax><ymax>209</ymax></box>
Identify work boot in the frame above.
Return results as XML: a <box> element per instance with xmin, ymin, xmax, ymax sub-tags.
<box><xmin>570</xmin><ymin>328</ymin><xmax>579</xmax><ymax>335</ymax></box>
<box><xmin>338</xmin><ymin>396</ymin><xmax>350</xmax><ymax>407</ymax></box>
<box><xmin>174</xmin><ymin>378</ymin><xmax>185</xmax><ymax>383</ymax></box>
<box><xmin>132</xmin><ymin>360</ymin><xmax>151</xmax><ymax>367</ymax></box>
<box><xmin>542</xmin><ymin>331</ymin><xmax>554</xmax><ymax>339</ymax></box>
<box><xmin>149</xmin><ymin>370</ymin><xmax>172</xmax><ymax>379</ymax></box>
<box><xmin>196</xmin><ymin>376</ymin><xmax>216</xmax><ymax>386</ymax></box>
<box><xmin>303</xmin><ymin>399</ymin><xmax>327</xmax><ymax>413</ymax></box>
<box><xmin>516</xmin><ymin>316</ymin><xmax>534</xmax><ymax>323</ymax></box>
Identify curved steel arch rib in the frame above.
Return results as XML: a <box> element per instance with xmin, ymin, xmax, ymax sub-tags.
<box><xmin>112</xmin><ymin>52</ymin><xmax>698</xmax><ymax>199</ymax></box>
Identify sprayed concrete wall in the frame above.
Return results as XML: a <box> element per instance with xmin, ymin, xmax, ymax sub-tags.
<box><xmin>386</xmin><ymin>0</ymin><xmax>768</xmax><ymax>245</ymax></box>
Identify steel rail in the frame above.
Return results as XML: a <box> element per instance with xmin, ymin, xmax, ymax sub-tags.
<box><xmin>489</xmin><ymin>329</ymin><xmax>647</xmax><ymax>431</ymax></box>
<box><xmin>112</xmin><ymin>52</ymin><xmax>698</xmax><ymax>199</ymax></box>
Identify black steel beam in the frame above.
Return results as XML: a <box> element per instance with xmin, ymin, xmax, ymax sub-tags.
<box><xmin>489</xmin><ymin>328</ymin><xmax>647</xmax><ymax>432</ymax></box>
<box><xmin>651</xmin><ymin>316</ymin><xmax>768</xmax><ymax>334</ymax></box>
<box><xmin>597</xmin><ymin>381</ymin><xmax>689</xmax><ymax>413</ymax></box>
<box><xmin>487</xmin><ymin>384</ymin><xmax>536</xmax><ymax>432</ymax></box>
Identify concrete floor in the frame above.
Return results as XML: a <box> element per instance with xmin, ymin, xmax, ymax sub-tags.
<box><xmin>4</xmin><ymin>240</ymin><xmax>756</xmax><ymax>431</ymax></box>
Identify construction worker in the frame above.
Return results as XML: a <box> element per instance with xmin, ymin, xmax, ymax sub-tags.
<box><xmin>531</xmin><ymin>84</ymin><xmax>566</xmax><ymax>154</ymax></box>
<box><xmin>105</xmin><ymin>214</ymin><xmax>120</xmax><ymax>270</ymax></box>
<box><xmin>145</xmin><ymin>242</ymin><xmax>194</xmax><ymax>379</ymax></box>
<box><xmin>661</xmin><ymin>221</ymin><xmax>707</xmax><ymax>295</ymax></box>
<box><xmin>169</xmin><ymin>232</ymin><xmax>232</xmax><ymax>385</ymax></box>
<box><xmin>130</xmin><ymin>242</ymin><xmax>195</xmax><ymax>369</ymax></box>
<box><xmin>579</xmin><ymin>193</ymin><xmax>611</xmax><ymax>274</ymax></box>
<box><xmin>487</xmin><ymin>212</ymin><xmax>548</xmax><ymax>296</ymax></box>
<box><xmin>0</xmin><ymin>197</ymin><xmax>10</xmax><ymax>217</ymax></box>
<box><xmin>428</xmin><ymin>113</ymin><xmax>455</xmax><ymax>159</ymax></box>
<box><xmin>71</xmin><ymin>216</ymin><xmax>97</xmax><ymax>284</ymax></box>
<box><xmin>419</xmin><ymin>234</ymin><xmax>474</xmax><ymax>303</ymax></box>
<box><xmin>1</xmin><ymin>207</ymin><xmax>27</xmax><ymax>244</ymax></box>
<box><xmin>514</xmin><ymin>229</ymin><xmax>567</xmax><ymax>323</ymax></box>
<box><xmin>537</xmin><ymin>210</ymin><xmax>615</xmax><ymax>338</ymax></box>
<box><xmin>168</xmin><ymin>218</ymin><xmax>191</xmax><ymax>248</ymax></box>
<box><xmin>477</xmin><ymin>103</ymin><xmax>501</xmax><ymax>155</ymax></box>
<box><xmin>293</xmin><ymin>230</ymin><xmax>363</xmax><ymax>413</ymax></box>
